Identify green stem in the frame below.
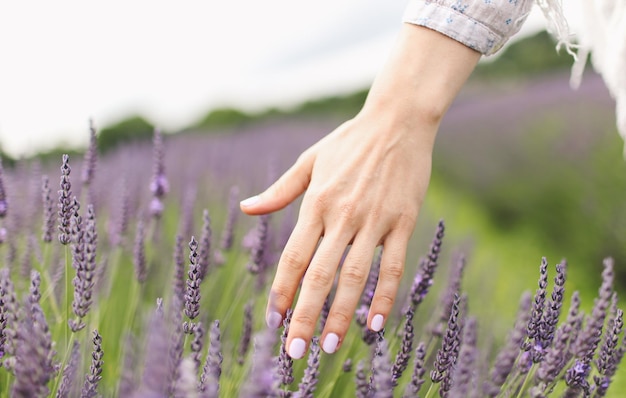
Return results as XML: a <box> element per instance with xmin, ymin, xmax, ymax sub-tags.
<box><xmin>51</xmin><ymin>331</ymin><xmax>76</xmax><ymax>396</ymax></box>
<box><xmin>516</xmin><ymin>362</ymin><xmax>538</xmax><ymax>398</ymax></box>
<box><xmin>423</xmin><ymin>382</ymin><xmax>437</xmax><ymax>398</ymax></box>
<box><xmin>37</xmin><ymin>244</ymin><xmax>62</xmax><ymax>324</ymax></box>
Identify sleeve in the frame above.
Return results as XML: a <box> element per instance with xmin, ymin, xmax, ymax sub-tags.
<box><xmin>402</xmin><ymin>0</ymin><xmax>534</xmax><ymax>56</ymax></box>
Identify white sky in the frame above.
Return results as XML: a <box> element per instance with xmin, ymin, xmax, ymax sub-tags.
<box><xmin>0</xmin><ymin>1</ymin><xmax>569</xmax><ymax>157</ymax></box>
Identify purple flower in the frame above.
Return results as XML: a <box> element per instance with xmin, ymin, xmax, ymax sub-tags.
<box><xmin>0</xmin><ymin>158</ymin><xmax>7</xmax><ymax>219</ymax></box>
<box><xmin>238</xmin><ymin>301</ymin><xmax>254</xmax><ymax>365</ymax></box>
<box><xmin>133</xmin><ymin>220</ymin><xmax>147</xmax><ymax>283</ymax></box>
<box><xmin>356</xmin><ymin>249</ymin><xmax>381</xmax><ymax>328</ymax></box>
<box><xmin>200</xmin><ymin>320</ymin><xmax>223</xmax><ymax>397</ymax></box>
<box><xmin>191</xmin><ymin>321</ymin><xmax>205</xmax><ymax>372</ymax></box>
<box><xmin>392</xmin><ymin>306</ymin><xmax>415</xmax><ymax>386</ymax></box>
<box><xmin>538</xmin><ymin>259</ymin><xmax>566</xmax><ymax>356</ymax></box>
<box><xmin>247</xmin><ymin>214</ymin><xmax>270</xmax><ymax>275</ymax></box>
<box><xmin>526</xmin><ymin>257</ymin><xmax>548</xmax><ymax>362</ymax></box>
<box><xmin>370</xmin><ymin>336</ymin><xmax>393</xmax><ymax>398</ymax></box>
<box><xmin>149</xmin><ymin>128</ymin><xmax>168</xmax><ymax>218</ymax></box>
<box><xmin>355</xmin><ymin>361</ymin><xmax>369</xmax><ymax>398</ymax></box>
<box><xmin>431</xmin><ymin>293</ymin><xmax>462</xmax><ymax>384</ymax></box>
<box><xmin>220</xmin><ymin>185</ymin><xmax>239</xmax><ymax>250</ymax></box>
<box><xmin>198</xmin><ymin>209</ymin><xmax>212</xmax><ymax>281</ymax></box>
<box><xmin>240</xmin><ymin>328</ymin><xmax>280</xmax><ymax>397</ymax></box>
<box><xmin>172</xmin><ymin>234</ymin><xmax>186</xmax><ymax>305</ymax></box>
<box><xmin>183</xmin><ymin>236</ymin><xmax>201</xmax><ymax>330</ymax></box>
<box><xmin>70</xmin><ymin>204</ymin><xmax>98</xmax><ymax>332</ymax></box>
<box><xmin>81</xmin><ymin>330</ymin><xmax>104</xmax><ymax>398</ymax></box>
<box><xmin>277</xmin><ymin>309</ymin><xmax>294</xmax><ymax>394</ymax></box>
<box><xmin>81</xmin><ymin>119</ymin><xmax>98</xmax><ymax>186</ymax></box>
<box><xmin>593</xmin><ymin>308</ymin><xmax>624</xmax><ymax>396</ymax></box>
<box><xmin>0</xmin><ymin>268</ymin><xmax>19</xmax><ymax>366</ymax></box>
<box><xmin>56</xmin><ymin>340</ymin><xmax>80</xmax><ymax>398</ymax></box>
<box><xmin>294</xmin><ymin>337</ymin><xmax>321</xmax><ymax>398</ymax></box>
<box><xmin>449</xmin><ymin>317</ymin><xmax>478</xmax><ymax>398</ymax></box>
<box><xmin>405</xmin><ymin>342</ymin><xmax>427</xmax><ymax>396</ymax></box>
<box><xmin>57</xmin><ymin>154</ymin><xmax>73</xmax><ymax>245</ymax></box>
<box><xmin>409</xmin><ymin>220</ymin><xmax>445</xmax><ymax>309</ymax></box>
<box><xmin>41</xmin><ymin>175</ymin><xmax>55</xmax><ymax>243</ymax></box>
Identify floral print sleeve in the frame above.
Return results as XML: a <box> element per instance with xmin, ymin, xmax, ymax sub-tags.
<box><xmin>403</xmin><ymin>0</ymin><xmax>534</xmax><ymax>55</ymax></box>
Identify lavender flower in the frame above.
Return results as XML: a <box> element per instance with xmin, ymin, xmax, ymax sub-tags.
<box><xmin>149</xmin><ymin>128</ymin><xmax>168</xmax><ymax>219</ymax></box>
<box><xmin>526</xmin><ymin>257</ymin><xmax>548</xmax><ymax>362</ymax></box>
<box><xmin>356</xmin><ymin>249</ymin><xmax>382</xmax><ymax>328</ymax></box>
<box><xmin>247</xmin><ymin>213</ymin><xmax>270</xmax><ymax>274</ymax></box>
<box><xmin>0</xmin><ymin>268</ymin><xmax>18</xmax><ymax>367</ymax></box>
<box><xmin>198</xmin><ymin>208</ymin><xmax>212</xmax><ymax>281</ymax></box>
<box><xmin>484</xmin><ymin>291</ymin><xmax>532</xmax><ymax>397</ymax></box>
<box><xmin>343</xmin><ymin>359</ymin><xmax>353</xmax><ymax>373</ymax></box>
<box><xmin>173</xmin><ymin>357</ymin><xmax>198</xmax><ymax>398</ymax></box>
<box><xmin>184</xmin><ymin>236</ymin><xmax>201</xmax><ymax>332</ymax></box>
<box><xmin>220</xmin><ymin>185</ymin><xmax>239</xmax><ymax>250</ymax></box>
<box><xmin>449</xmin><ymin>317</ymin><xmax>478</xmax><ymax>398</ymax></box>
<box><xmin>81</xmin><ymin>329</ymin><xmax>104</xmax><ymax>398</ymax></box>
<box><xmin>537</xmin><ymin>259</ymin><xmax>567</xmax><ymax>357</ymax></box>
<box><xmin>409</xmin><ymin>220</ymin><xmax>445</xmax><ymax>309</ymax></box>
<box><xmin>58</xmin><ymin>154</ymin><xmax>73</xmax><ymax>245</ymax></box>
<box><xmin>392</xmin><ymin>306</ymin><xmax>415</xmax><ymax>386</ymax></box>
<box><xmin>200</xmin><ymin>320</ymin><xmax>223</xmax><ymax>397</ymax></box>
<box><xmin>370</xmin><ymin>336</ymin><xmax>393</xmax><ymax>398</ymax></box>
<box><xmin>191</xmin><ymin>320</ymin><xmax>205</xmax><ymax>372</ymax></box>
<box><xmin>108</xmin><ymin>178</ymin><xmax>130</xmax><ymax>247</ymax></box>
<box><xmin>240</xmin><ymin>328</ymin><xmax>280</xmax><ymax>397</ymax></box>
<box><xmin>12</xmin><ymin>300</ymin><xmax>55</xmax><ymax>398</ymax></box>
<box><xmin>137</xmin><ymin>311</ymin><xmax>171</xmax><ymax>396</ymax></box>
<box><xmin>432</xmin><ymin>254</ymin><xmax>466</xmax><ymax>338</ymax></box>
<box><xmin>294</xmin><ymin>337</ymin><xmax>321</xmax><ymax>398</ymax></box>
<box><xmin>277</xmin><ymin>309</ymin><xmax>294</xmax><ymax>394</ymax></box>
<box><xmin>318</xmin><ymin>295</ymin><xmax>330</xmax><ymax>333</ymax></box>
<box><xmin>41</xmin><ymin>175</ymin><xmax>55</xmax><ymax>243</ymax></box>
<box><xmin>404</xmin><ymin>342</ymin><xmax>427</xmax><ymax>397</ymax></box>
<box><xmin>0</xmin><ymin>159</ymin><xmax>7</xmax><ymax>219</ymax></box>
<box><xmin>573</xmin><ymin>258</ymin><xmax>614</xmax><ymax>364</ymax></box>
<box><xmin>81</xmin><ymin>119</ymin><xmax>98</xmax><ymax>186</ymax></box>
<box><xmin>70</xmin><ymin>204</ymin><xmax>97</xmax><ymax>332</ymax></box>
<box><xmin>355</xmin><ymin>361</ymin><xmax>369</xmax><ymax>398</ymax></box>
<box><xmin>166</xmin><ymin>295</ymin><xmax>184</xmax><ymax>396</ymax></box>
<box><xmin>133</xmin><ymin>219</ymin><xmax>147</xmax><ymax>283</ymax></box>
<box><xmin>172</xmin><ymin>233</ymin><xmax>186</xmax><ymax>305</ymax></box>
<box><xmin>431</xmin><ymin>293</ymin><xmax>462</xmax><ymax>384</ymax></box>
<box><xmin>238</xmin><ymin>301</ymin><xmax>254</xmax><ymax>365</ymax></box>
<box><xmin>593</xmin><ymin>308</ymin><xmax>623</xmax><ymax>396</ymax></box>
<box><xmin>56</xmin><ymin>340</ymin><xmax>80</xmax><ymax>398</ymax></box>
<box><xmin>69</xmin><ymin>197</ymin><xmax>84</xmax><ymax>271</ymax></box>
<box><xmin>118</xmin><ymin>335</ymin><xmax>138</xmax><ymax>397</ymax></box>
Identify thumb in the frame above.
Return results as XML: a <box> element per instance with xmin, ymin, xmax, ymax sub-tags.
<box><xmin>240</xmin><ymin>152</ymin><xmax>314</xmax><ymax>215</ymax></box>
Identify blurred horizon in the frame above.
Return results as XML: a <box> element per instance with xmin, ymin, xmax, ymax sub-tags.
<box><xmin>0</xmin><ymin>1</ymin><xmax>575</xmax><ymax>158</ymax></box>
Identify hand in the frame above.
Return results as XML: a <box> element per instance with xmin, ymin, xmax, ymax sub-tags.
<box><xmin>240</xmin><ymin>24</ymin><xmax>480</xmax><ymax>358</ymax></box>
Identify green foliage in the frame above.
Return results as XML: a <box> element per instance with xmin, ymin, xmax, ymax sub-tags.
<box><xmin>192</xmin><ymin>107</ymin><xmax>256</xmax><ymax>132</ymax></box>
<box><xmin>97</xmin><ymin>115</ymin><xmax>154</xmax><ymax>153</ymax></box>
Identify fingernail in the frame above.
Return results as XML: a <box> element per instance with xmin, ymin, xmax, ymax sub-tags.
<box><xmin>371</xmin><ymin>314</ymin><xmax>384</xmax><ymax>332</ymax></box>
<box><xmin>288</xmin><ymin>338</ymin><xmax>306</xmax><ymax>359</ymax></box>
<box><xmin>240</xmin><ymin>195</ymin><xmax>260</xmax><ymax>207</ymax></box>
<box><xmin>266</xmin><ymin>311</ymin><xmax>282</xmax><ymax>329</ymax></box>
<box><xmin>322</xmin><ymin>333</ymin><xmax>339</xmax><ymax>354</ymax></box>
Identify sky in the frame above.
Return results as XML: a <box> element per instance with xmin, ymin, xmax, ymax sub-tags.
<box><xmin>0</xmin><ymin>1</ymin><xmax>570</xmax><ymax>157</ymax></box>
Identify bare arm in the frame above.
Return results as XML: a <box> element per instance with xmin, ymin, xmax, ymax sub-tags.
<box><xmin>240</xmin><ymin>23</ymin><xmax>480</xmax><ymax>358</ymax></box>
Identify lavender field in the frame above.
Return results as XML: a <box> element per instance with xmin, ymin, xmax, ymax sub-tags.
<box><xmin>0</xmin><ymin>69</ymin><xmax>625</xmax><ymax>397</ymax></box>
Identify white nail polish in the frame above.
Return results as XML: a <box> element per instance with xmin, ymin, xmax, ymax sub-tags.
<box><xmin>371</xmin><ymin>314</ymin><xmax>384</xmax><ymax>332</ymax></box>
<box><xmin>240</xmin><ymin>195</ymin><xmax>260</xmax><ymax>207</ymax></box>
<box><xmin>288</xmin><ymin>338</ymin><xmax>306</xmax><ymax>359</ymax></box>
<box><xmin>266</xmin><ymin>312</ymin><xmax>282</xmax><ymax>329</ymax></box>
<box><xmin>322</xmin><ymin>333</ymin><xmax>339</xmax><ymax>354</ymax></box>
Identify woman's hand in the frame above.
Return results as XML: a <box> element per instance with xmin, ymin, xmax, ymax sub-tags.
<box><xmin>241</xmin><ymin>24</ymin><xmax>480</xmax><ymax>358</ymax></box>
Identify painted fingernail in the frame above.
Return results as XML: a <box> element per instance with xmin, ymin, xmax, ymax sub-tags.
<box><xmin>371</xmin><ymin>314</ymin><xmax>384</xmax><ymax>332</ymax></box>
<box><xmin>240</xmin><ymin>195</ymin><xmax>260</xmax><ymax>207</ymax></box>
<box><xmin>266</xmin><ymin>311</ymin><xmax>282</xmax><ymax>329</ymax></box>
<box><xmin>322</xmin><ymin>333</ymin><xmax>339</xmax><ymax>354</ymax></box>
<box><xmin>288</xmin><ymin>338</ymin><xmax>306</xmax><ymax>359</ymax></box>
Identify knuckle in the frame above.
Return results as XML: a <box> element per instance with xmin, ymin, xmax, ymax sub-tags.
<box><xmin>292</xmin><ymin>311</ymin><xmax>317</xmax><ymax>330</ymax></box>
<box><xmin>381</xmin><ymin>260</ymin><xmax>404</xmax><ymax>280</ymax></box>
<box><xmin>280</xmin><ymin>249</ymin><xmax>306</xmax><ymax>272</ymax></box>
<box><xmin>374</xmin><ymin>292</ymin><xmax>395</xmax><ymax>309</ymax></box>
<box><xmin>341</xmin><ymin>264</ymin><xmax>368</xmax><ymax>287</ymax></box>
<box><xmin>305</xmin><ymin>266</ymin><xmax>335</xmax><ymax>289</ymax></box>
<box><xmin>328</xmin><ymin>308</ymin><xmax>352</xmax><ymax>327</ymax></box>
<box><xmin>269</xmin><ymin>286</ymin><xmax>292</xmax><ymax>308</ymax></box>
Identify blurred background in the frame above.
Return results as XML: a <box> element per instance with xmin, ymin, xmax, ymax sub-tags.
<box><xmin>1</xmin><ymin>0</ymin><xmax>623</xmax><ymax>350</ymax></box>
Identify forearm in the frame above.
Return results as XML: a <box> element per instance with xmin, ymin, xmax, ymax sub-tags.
<box><xmin>359</xmin><ymin>23</ymin><xmax>481</xmax><ymax>149</ymax></box>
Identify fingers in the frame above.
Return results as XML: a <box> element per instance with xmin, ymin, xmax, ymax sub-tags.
<box><xmin>284</xmin><ymin>230</ymin><xmax>352</xmax><ymax>359</ymax></box>
<box><xmin>367</xmin><ymin>230</ymin><xmax>409</xmax><ymax>332</ymax></box>
<box><xmin>240</xmin><ymin>151</ymin><xmax>314</xmax><ymax>215</ymax></box>
<box><xmin>266</xmin><ymin>217</ymin><xmax>323</xmax><ymax>330</ymax></box>
<box><xmin>319</xmin><ymin>233</ymin><xmax>378</xmax><ymax>354</ymax></box>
